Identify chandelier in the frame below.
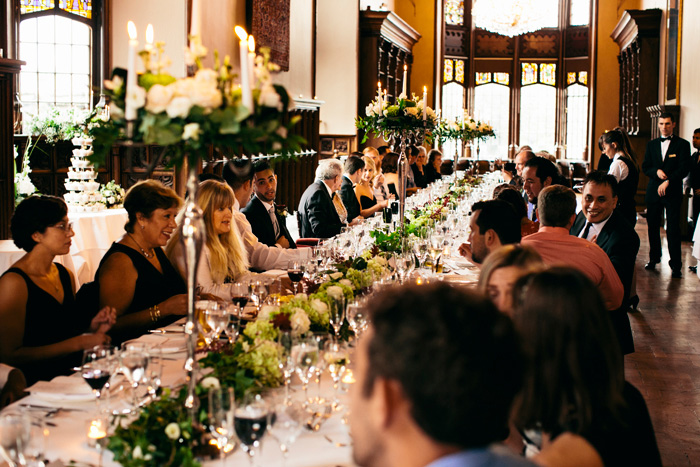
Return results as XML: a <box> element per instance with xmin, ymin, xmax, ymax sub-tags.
<box><xmin>472</xmin><ymin>0</ymin><xmax>545</xmax><ymax>37</ymax></box>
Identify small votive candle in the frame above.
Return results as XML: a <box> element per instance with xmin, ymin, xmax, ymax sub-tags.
<box><xmin>86</xmin><ymin>419</ymin><xmax>107</xmax><ymax>448</ymax></box>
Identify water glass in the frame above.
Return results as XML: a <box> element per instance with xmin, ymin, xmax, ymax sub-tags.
<box><xmin>208</xmin><ymin>387</ymin><xmax>235</xmax><ymax>466</ymax></box>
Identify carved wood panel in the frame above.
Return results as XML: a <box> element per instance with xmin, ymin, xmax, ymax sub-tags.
<box><xmin>475</xmin><ymin>30</ymin><xmax>514</xmax><ymax>57</ymax></box>
<box><xmin>445</xmin><ymin>27</ymin><xmax>468</xmax><ymax>56</ymax></box>
<box><xmin>520</xmin><ymin>31</ymin><xmax>559</xmax><ymax>58</ymax></box>
<box><xmin>565</xmin><ymin>27</ymin><xmax>589</xmax><ymax>57</ymax></box>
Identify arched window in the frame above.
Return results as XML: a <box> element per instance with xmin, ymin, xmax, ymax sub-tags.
<box><xmin>17</xmin><ymin>0</ymin><xmax>105</xmax><ymax>128</ymax></box>
<box><xmin>440</xmin><ymin>0</ymin><xmax>592</xmax><ymax>160</ymax></box>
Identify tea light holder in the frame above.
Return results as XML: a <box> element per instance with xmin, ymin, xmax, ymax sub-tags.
<box><xmin>86</xmin><ymin>419</ymin><xmax>108</xmax><ymax>448</ymax></box>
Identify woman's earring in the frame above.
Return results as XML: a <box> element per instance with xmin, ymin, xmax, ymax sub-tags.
<box><xmin>141</xmin><ymin>224</ymin><xmax>145</xmax><ymax>230</ymax></box>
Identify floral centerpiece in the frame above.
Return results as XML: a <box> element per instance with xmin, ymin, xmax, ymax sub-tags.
<box><xmin>14</xmin><ymin>143</ymin><xmax>37</xmax><ymax>205</ymax></box>
<box><xmin>434</xmin><ymin>112</ymin><xmax>495</xmax><ymax>147</ymax></box>
<box><xmin>355</xmin><ymin>92</ymin><xmax>438</xmax><ymax>144</ymax></box>
<box><xmin>99</xmin><ymin>180</ymin><xmax>126</xmax><ymax>209</ymax></box>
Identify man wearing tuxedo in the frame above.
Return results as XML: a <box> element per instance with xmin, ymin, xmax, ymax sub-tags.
<box><xmin>642</xmin><ymin>113</ymin><xmax>691</xmax><ymax>278</ymax></box>
<box><xmin>340</xmin><ymin>155</ymin><xmax>365</xmax><ymax>223</ymax></box>
<box><xmin>241</xmin><ymin>160</ymin><xmax>296</xmax><ymax>249</ymax></box>
<box><xmin>522</xmin><ymin>156</ymin><xmax>558</xmax><ymax>222</ymax></box>
<box><xmin>570</xmin><ymin>172</ymin><xmax>638</xmax><ymax>354</ymax></box>
<box><xmin>298</xmin><ymin>158</ymin><xmax>345</xmax><ymax>239</ymax></box>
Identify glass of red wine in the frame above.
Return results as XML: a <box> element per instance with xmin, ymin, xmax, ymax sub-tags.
<box><xmin>234</xmin><ymin>393</ymin><xmax>270</xmax><ymax>466</ymax></box>
<box><xmin>230</xmin><ymin>282</ymin><xmax>250</xmax><ymax>315</ymax></box>
<box><xmin>81</xmin><ymin>345</ymin><xmax>116</xmax><ymax>414</ymax></box>
<box><xmin>287</xmin><ymin>261</ymin><xmax>304</xmax><ymax>295</ymax></box>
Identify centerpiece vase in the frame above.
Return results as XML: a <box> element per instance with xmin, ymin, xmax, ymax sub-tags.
<box><xmin>179</xmin><ymin>157</ymin><xmax>205</xmax><ymax>420</ymax></box>
<box><xmin>396</xmin><ymin>130</ymin><xmax>410</xmax><ymax>230</ymax></box>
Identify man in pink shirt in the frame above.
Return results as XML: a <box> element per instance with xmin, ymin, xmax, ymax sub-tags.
<box><xmin>522</xmin><ymin>185</ymin><xmax>623</xmax><ymax>311</ymax></box>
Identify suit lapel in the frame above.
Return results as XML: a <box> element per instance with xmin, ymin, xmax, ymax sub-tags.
<box><xmin>253</xmin><ymin>197</ymin><xmax>276</xmax><ymax>243</ymax></box>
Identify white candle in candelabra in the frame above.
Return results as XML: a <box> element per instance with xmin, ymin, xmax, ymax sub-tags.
<box><xmin>401</xmin><ymin>64</ymin><xmax>407</xmax><ymax>97</ymax></box>
<box><xmin>125</xmin><ymin>20</ymin><xmax>138</xmax><ymax>121</ymax></box>
<box><xmin>422</xmin><ymin>86</ymin><xmax>427</xmax><ymax>121</ymax></box>
<box><xmin>190</xmin><ymin>0</ymin><xmax>201</xmax><ymax>41</ymax></box>
<box><xmin>235</xmin><ymin>26</ymin><xmax>253</xmax><ymax>110</ymax></box>
<box><xmin>145</xmin><ymin>24</ymin><xmax>154</xmax><ymax>51</ymax></box>
<box><xmin>377</xmin><ymin>81</ymin><xmax>382</xmax><ymax>107</ymax></box>
<box><xmin>247</xmin><ymin>35</ymin><xmax>256</xmax><ymax>90</ymax></box>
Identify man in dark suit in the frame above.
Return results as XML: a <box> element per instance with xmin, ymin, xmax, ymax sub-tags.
<box><xmin>642</xmin><ymin>112</ymin><xmax>691</xmax><ymax>277</ymax></box>
<box><xmin>241</xmin><ymin>160</ymin><xmax>296</xmax><ymax>249</ymax></box>
<box><xmin>340</xmin><ymin>155</ymin><xmax>364</xmax><ymax>223</ymax></box>
<box><xmin>522</xmin><ymin>155</ymin><xmax>558</xmax><ymax>222</ymax></box>
<box><xmin>687</xmin><ymin>128</ymin><xmax>700</xmax><ymax>232</ymax></box>
<box><xmin>298</xmin><ymin>158</ymin><xmax>345</xmax><ymax>239</ymax></box>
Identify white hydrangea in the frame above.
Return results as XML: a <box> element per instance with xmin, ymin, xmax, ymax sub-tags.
<box><xmin>310</xmin><ymin>298</ymin><xmax>329</xmax><ymax>315</ymax></box>
<box><xmin>145</xmin><ymin>84</ymin><xmax>174</xmax><ymax>114</ymax></box>
<box><xmin>200</xmin><ymin>376</ymin><xmax>220</xmax><ymax>390</ymax></box>
<box><xmin>290</xmin><ymin>308</ymin><xmax>311</xmax><ymax>336</ymax></box>
<box><xmin>326</xmin><ymin>285</ymin><xmax>344</xmax><ymax>300</ymax></box>
<box><xmin>339</xmin><ymin>278</ymin><xmax>354</xmax><ymax>290</ymax></box>
<box><xmin>165</xmin><ymin>422</ymin><xmax>181</xmax><ymax>440</ymax></box>
<box><xmin>258</xmin><ymin>304</ymin><xmax>279</xmax><ymax>321</ymax></box>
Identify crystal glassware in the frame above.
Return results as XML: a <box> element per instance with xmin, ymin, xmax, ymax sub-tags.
<box><xmin>208</xmin><ymin>387</ymin><xmax>235</xmax><ymax>466</ymax></box>
<box><xmin>234</xmin><ymin>394</ymin><xmax>270</xmax><ymax>466</ymax></box>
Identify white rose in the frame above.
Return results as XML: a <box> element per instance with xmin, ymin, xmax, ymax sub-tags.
<box><xmin>258</xmin><ymin>305</ymin><xmax>279</xmax><ymax>320</ymax></box>
<box><xmin>165</xmin><ymin>422</ymin><xmax>181</xmax><ymax>440</ymax></box>
<box><xmin>200</xmin><ymin>376</ymin><xmax>220</xmax><ymax>390</ymax></box>
<box><xmin>125</xmin><ymin>85</ymin><xmax>146</xmax><ymax>111</ymax></box>
<box><xmin>145</xmin><ymin>84</ymin><xmax>174</xmax><ymax>114</ymax></box>
<box><xmin>132</xmin><ymin>446</ymin><xmax>143</xmax><ymax>459</ymax></box>
<box><xmin>290</xmin><ymin>309</ymin><xmax>311</xmax><ymax>336</ymax></box>
<box><xmin>108</xmin><ymin>196</ymin><xmax>116</xmax><ymax>204</ymax></box>
<box><xmin>468</xmin><ymin>121</ymin><xmax>477</xmax><ymax>130</ymax></box>
<box><xmin>405</xmin><ymin>107</ymin><xmax>419</xmax><ymax>117</ymax></box>
<box><xmin>310</xmin><ymin>298</ymin><xmax>329</xmax><ymax>315</ymax></box>
<box><xmin>339</xmin><ymin>279</ymin><xmax>354</xmax><ymax>289</ymax></box>
<box><xmin>295</xmin><ymin>293</ymin><xmax>308</xmax><ymax>300</ymax></box>
<box><xmin>329</xmin><ymin>272</ymin><xmax>343</xmax><ymax>280</ymax></box>
<box><xmin>104</xmin><ymin>75</ymin><xmax>123</xmax><ymax>91</ymax></box>
<box><xmin>194</xmin><ymin>68</ymin><xmax>219</xmax><ymax>87</ymax></box>
<box><xmin>166</xmin><ymin>96</ymin><xmax>193</xmax><ymax>119</ymax></box>
<box><xmin>18</xmin><ymin>178</ymin><xmax>36</xmax><ymax>195</ymax></box>
<box><xmin>373</xmin><ymin>256</ymin><xmax>387</xmax><ymax>266</ymax></box>
<box><xmin>450</xmin><ymin>122</ymin><xmax>460</xmax><ymax>131</ymax></box>
<box><xmin>172</xmin><ymin>78</ymin><xmax>196</xmax><ymax>97</ymax></box>
<box><xmin>258</xmin><ymin>84</ymin><xmax>281</xmax><ymax>110</ymax></box>
<box><xmin>398</xmin><ymin>92</ymin><xmax>407</xmax><ymax>100</ymax></box>
<box><xmin>326</xmin><ymin>285</ymin><xmax>344</xmax><ymax>300</ymax></box>
<box><xmin>190</xmin><ymin>81</ymin><xmax>222</xmax><ymax>111</ymax></box>
<box><xmin>182</xmin><ymin>122</ymin><xmax>201</xmax><ymax>141</ymax></box>
<box><xmin>365</xmin><ymin>104</ymin><xmax>374</xmax><ymax>117</ymax></box>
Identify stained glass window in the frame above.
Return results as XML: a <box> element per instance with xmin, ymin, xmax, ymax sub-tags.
<box><xmin>20</xmin><ymin>0</ymin><xmax>55</xmax><ymax>14</ymax></box>
<box><xmin>494</xmin><ymin>73</ymin><xmax>509</xmax><ymax>85</ymax></box>
<box><xmin>476</xmin><ymin>72</ymin><xmax>491</xmax><ymax>85</ymax></box>
<box><xmin>565</xmin><ymin>83</ymin><xmax>589</xmax><ymax>158</ymax></box>
<box><xmin>455</xmin><ymin>59</ymin><xmax>465</xmax><ymax>83</ymax></box>
<box><xmin>445</xmin><ymin>0</ymin><xmax>464</xmax><ymax>26</ymax></box>
<box><xmin>570</xmin><ymin>0</ymin><xmax>590</xmax><ymax>26</ymax></box>
<box><xmin>521</xmin><ymin>63</ymin><xmax>538</xmax><ymax>86</ymax></box>
<box><xmin>444</xmin><ymin>59</ymin><xmax>454</xmax><ymax>83</ymax></box>
<box><xmin>567</xmin><ymin>72</ymin><xmax>577</xmax><ymax>85</ymax></box>
<box><xmin>59</xmin><ymin>0</ymin><xmax>92</xmax><ymax>19</ymax></box>
<box><xmin>540</xmin><ymin>63</ymin><xmax>556</xmax><ymax>86</ymax></box>
<box><xmin>579</xmin><ymin>71</ymin><xmax>588</xmax><ymax>86</ymax></box>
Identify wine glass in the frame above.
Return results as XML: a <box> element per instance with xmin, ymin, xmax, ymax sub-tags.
<box><xmin>287</xmin><ymin>261</ymin><xmax>304</xmax><ymax>295</ymax></box>
<box><xmin>267</xmin><ymin>399</ymin><xmax>305</xmax><ymax>466</ymax></box>
<box><xmin>291</xmin><ymin>338</ymin><xmax>319</xmax><ymax>402</ymax></box>
<box><xmin>324</xmin><ymin>341</ymin><xmax>350</xmax><ymax>410</ymax></box>
<box><xmin>203</xmin><ymin>305</ymin><xmax>229</xmax><ymax>346</ymax></box>
<box><xmin>277</xmin><ymin>331</ymin><xmax>295</xmax><ymax>405</ymax></box>
<box><xmin>208</xmin><ymin>387</ymin><xmax>235</xmax><ymax>466</ymax></box>
<box><xmin>234</xmin><ymin>394</ymin><xmax>270</xmax><ymax>466</ymax></box>
<box><xmin>82</xmin><ymin>345</ymin><xmax>116</xmax><ymax>414</ymax></box>
<box><xmin>119</xmin><ymin>343</ymin><xmax>149</xmax><ymax>413</ymax></box>
<box><xmin>145</xmin><ymin>347</ymin><xmax>163</xmax><ymax>399</ymax></box>
<box><xmin>347</xmin><ymin>302</ymin><xmax>369</xmax><ymax>343</ymax></box>
<box><xmin>230</xmin><ymin>282</ymin><xmax>251</xmax><ymax>310</ymax></box>
<box><xmin>224</xmin><ymin>304</ymin><xmax>241</xmax><ymax>345</ymax></box>
<box><xmin>250</xmin><ymin>280</ymin><xmax>269</xmax><ymax>313</ymax></box>
<box><xmin>0</xmin><ymin>412</ymin><xmax>30</xmax><ymax>467</ymax></box>
<box><xmin>328</xmin><ymin>295</ymin><xmax>346</xmax><ymax>340</ymax></box>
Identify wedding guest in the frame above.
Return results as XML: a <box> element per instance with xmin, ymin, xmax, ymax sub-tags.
<box><xmin>96</xmin><ymin>180</ymin><xmax>187</xmax><ymax>344</ymax></box>
<box><xmin>356</xmin><ymin>156</ymin><xmax>389</xmax><ymax>218</ymax></box>
<box><xmin>514</xmin><ymin>147</ymin><xmax>535</xmax><ymax>178</ymax></box>
<box><xmin>478</xmin><ymin>245</ymin><xmax>542</xmax><ymax>315</ymax></box>
<box><xmin>458</xmin><ymin>200</ymin><xmax>521</xmax><ymax>265</ymax></box>
<box><xmin>405</xmin><ymin>145</ymin><xmax>419</xmax><ymax>195</ymax></box>
<box><xmin>298</xmin><ymin>158</ymin><xmax>346</xmax><ymax>238</ymax></box>
<box><xmin>0</xmin><ymin>196</ymin><xmax>116</xmax><ymax>384</ymax></box>
<box><xmin>493</xmin><ymin>185</ymin><xmax>538</xmax><ymax>237</ymax></box>
<box><xmin>686</xmin><ymin>128</ymin><xmax>700</xmax><ymax>235</ymax></box>
<box><xmin>364</xmin><ymin>146</ymin><xmax>390</xmax><ymax>201</ymax></box>
<box><xmin>522</xmin><ymin>156</ymin><xmax>558</xmax><ymax>222</ymax></box>
<box><xmin>241</xmin><ymin>160</ymin><xmax>297</xmax><ymax>249</ymax></box>
<box><xmin>350</xmin><ymin>282</ymin><xmax>532</xmax><ymax>467</ymax></box>
<box><xmin>381</xmin><ymin>152</ymin><xmax>400</xmax><ymax>198</ymax></box>
<box><xmin>424</xmin><ymin>149</ymin><xmax>443</xmax><ymax>184</ymax></box>
<box><xmin>167</xmin><ymin>180</ymin><xmax>250</xmax><ymax>300</ymax></box>
<box><xmin>521</xmin><ymin>185</ymin><xmax>623</xmax><ymax>312</ymax></box>
<box><xmin>223</xmin><ymin>159</ymin><xmax>309</xmax><ymax>268</ymax></box>
<box><xmin>0</xmin><ymin>364</ymin><xmax>26</xmax><ymax>408</ymax></box>
<box><xmin>600</xmin><ymin>129</ymin><xmax>640</xmax><ymax>226</ymax></box>
<box><xmin>511</xmin><ymin>268</ymin><xmax>661</xmax><ymax>466</ymax></box>
<box><xmin>411</xmin><ymin>146</ymin><xmax>428</xmax><ymax>188</ymax></box>
<box><xmin>642</xmin><ymin>112</ymin><xmax>691</xmax><ymax>278</ymax></box>
<box><xmin>340</xmin><ymin>155</ymin><xmax>365</xmax><ymax>223</ymax></box>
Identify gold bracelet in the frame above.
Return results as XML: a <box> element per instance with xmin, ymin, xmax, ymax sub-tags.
<box><xmin>149</xmin><ymin>305</ymin><xmax>161</xmax><ymax>322</ymax></box>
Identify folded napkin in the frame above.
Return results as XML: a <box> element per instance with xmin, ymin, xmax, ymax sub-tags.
<box><xmin>28</xmin><ymin>375</ymin><xmax>94</xmax><ymax>402</ymax></box>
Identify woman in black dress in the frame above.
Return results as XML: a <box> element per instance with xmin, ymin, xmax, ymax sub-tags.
<box><xmin>423</xmin><ymin>149</ymin><xmax>443</xmax><ymax>184</ymax></box>
<box><xmin>511</xmin><ymin>268</ymin><xmax>661</xmax><ymax>466</ymax></box>
<box><xmin>411</xmin><ymin>148</ymin><xmax>428</xmax><ymax>188</ymax></box>
<box><xmin>600</xmin><ymin>128</ymin><xmax>640</xmax><ymax>226</ymax></box>
<box><xmin>355</xmin><ymin>156</ymin><xmax>388</xmax><ymax>217</ymax></box>
<box><xmin>0</xmin><ymin>196</ymin><xmax>115</xmax><ymax>384</ymax></box>
<box><xmin>96</xmin><ymin>180</ymin><xmax>187</xmax><ymax>344</ymax></box>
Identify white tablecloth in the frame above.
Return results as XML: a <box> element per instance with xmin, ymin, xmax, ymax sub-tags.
<box><xmin>0</xmin><ymin>209</ymin><xmax>127</xmax><ymax>288</ymax></box>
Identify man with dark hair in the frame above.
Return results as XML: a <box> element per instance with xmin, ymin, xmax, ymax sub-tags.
<box><xmin>570</xmin><ymin>172</ymin><xmax>638</xmax><ymax>354</ymax></box>
<box><xmin>340</xmin><ymin>155</ymin><xmax>365</xmax><ymax>223</ymax></box>
<box><xmin>223</xmin><ymin>159</ymin><xmax>309</xmax><ymax>270</ymax></box>
<box><xmin>458</xmin><ymin>200</ymin><xmax>521</xmax><ymax>264</ymax></box>
<box><xmin>377</xmin><ymin>145</ymin><xmax>391</xmax><ymax>157</ymax></box>
<box><xmin>241</xmin><ymin>160</ymin><xmax>296</xmax><ymax>249</ymax></box>
<box><xmin>522</xmin><ymin>185</ymin><xmax>623</xmax><ymax>312</ymax></box>
<box><xmin>350</xmin><ymin>282</ymin><xmax>531</xmax><ymax>467</ymax></box>
<box><xmin>522</xmin><ymin>156</ymin><xmax>559</xmax><ymax>222</ymax></box>
<box><xmin>642</xmin><ymin>112</ymin><xmax>691</xmax><ymax>277</ymax></box>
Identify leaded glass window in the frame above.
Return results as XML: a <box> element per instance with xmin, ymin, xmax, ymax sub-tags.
<box><xmin>566</xmin><ymin>83</ymin><xmax>588</xmax><ymax>159</ymax></box>
<box><xmin>20</xmin><ymin>0</ymin><xmax>55</xmax><ymax>14</ymax></box>
<box><xmin>474</xmin><ymin>83</ymin><xmax>509</xmax><ymax>158</ymax></box>
<box><xmin>445</xmin><ymin>0</ymin><xmax>464</xmax><ymax>26</ymax></box>
<box><xmin>444</xmin><ymin>59</ymin><xmax>454</xmax><ymax>83</ymax></box>
<box><xmin>520</xmin><ymin>83</ymin><xmax>556</xmax><ymax>153</ymax></box>
<box><xmin>441</xmin><ymin>82</ymin><xmax>465</xmax><ymax>158</ymax></box>
<box><xmin>521</xmin><ymin>63</ymin><xmax>538</xmax><ymax>86</ymax></box>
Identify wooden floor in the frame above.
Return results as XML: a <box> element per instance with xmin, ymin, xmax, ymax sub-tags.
<box><xmin>626</xmin><ymin>218</ymin><xmax>700</xmax><ymax>466</ymax></box>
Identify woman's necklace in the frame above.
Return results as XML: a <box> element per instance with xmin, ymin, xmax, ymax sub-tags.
<box><xmin>127</xmin><ymin>233</ymin><xmax>154</xmax><ymax>258</ymax></box>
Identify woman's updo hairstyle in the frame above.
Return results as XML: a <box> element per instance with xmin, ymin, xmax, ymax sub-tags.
<box><xmin>11</xmin><ymin>195</ymin><xmax>68</xmax><ymax>252</ymax></box>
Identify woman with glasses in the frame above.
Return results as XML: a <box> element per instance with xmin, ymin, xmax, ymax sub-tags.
<box><xmin>0</xmin><ymin>195</ymin><xmax>116</xmax><ymax>384</ymax></box>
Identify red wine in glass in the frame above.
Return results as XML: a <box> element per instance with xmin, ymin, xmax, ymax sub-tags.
<box><xmin>287</xmin><ymin>269</ymin><xmax>303</xmax><ymax>283</ymax></box>
<box><xmin>231</xmin><ymin>296</ymin><xmax>249</xmax><ymax>308</ymax></box>
<box><xmin>82</xmin><ymin>368</ymin><xmax>110</xmax><ymax>392</ymax></box>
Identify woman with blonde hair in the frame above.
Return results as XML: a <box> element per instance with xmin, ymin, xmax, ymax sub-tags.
<box><xmin>355</xmin><ymin>156</ymin><xmax>390</xmax><ymax>218</ymax></box>
<box><xmin>167</xmin><ymin>179</ymin><xmax>250</xmax><ymax>298</ymax></box>
<box><xmin>478</xmin><ymin>244</ymin><xmax>543</xmax><ymax>315</ymax></box>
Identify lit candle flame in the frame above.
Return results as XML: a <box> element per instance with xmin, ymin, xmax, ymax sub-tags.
<box><xmin>424</xmin><ymin>85</ymin><xmax>427</xmax><ymax>92</ymax></box>
<box><xmin>248</xmin><ymin>35</ymin><xmax>255</xmax><ymax>53</ymax></box>
<box><xmin>404</xmin><ymin>64</ymin><xmax>407</xmax><ymax>71</ymax></box>
<box><xmin>146</xmin><ymin>24</ymin><xmax>154</xmax><ymax>46</ymax></box>
<box><xmin>127</xmin><ymin>21</ymin><xmax>137</xmax><ymax>40</ymax></box>
<box><xmin>235</xmin><ymin>26</ymin><xmax>248</xmax><ymax>41</ymax></box>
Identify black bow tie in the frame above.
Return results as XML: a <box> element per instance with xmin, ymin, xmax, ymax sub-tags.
<box><xmin>661</xmin><ymin>136</ymin><xmax>673</xmax><ymax>142</ymax></box>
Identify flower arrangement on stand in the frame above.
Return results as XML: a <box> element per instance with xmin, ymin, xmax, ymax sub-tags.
<box><xmin>434</xmin><ymin>111</ymin><xmax>496</xmax><ymax>161</ymax></box>
<box><xmin>13</xmin><ymin>143</ymin><xmax>37</xmax><ymax>205</ymax></box>
<box><xmin>99</xmin><ymin>180</ymin><xmax>126</xmax><ymax>209</ymax></box>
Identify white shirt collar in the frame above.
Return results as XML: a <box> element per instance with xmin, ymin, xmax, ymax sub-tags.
<box><xmin>581</xmin><ymin>213</ymin><xmax>613</xmax><ymax>241</ymax></box>
<box><xmin>320</xmin><ymin>179</ymin><xmax>335</xmax><ymax>197</ymax></box>
<box><xmin>256</xmin><ymin>195</ymin><xmax>274</xmax><ymax>212</ymax></box>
